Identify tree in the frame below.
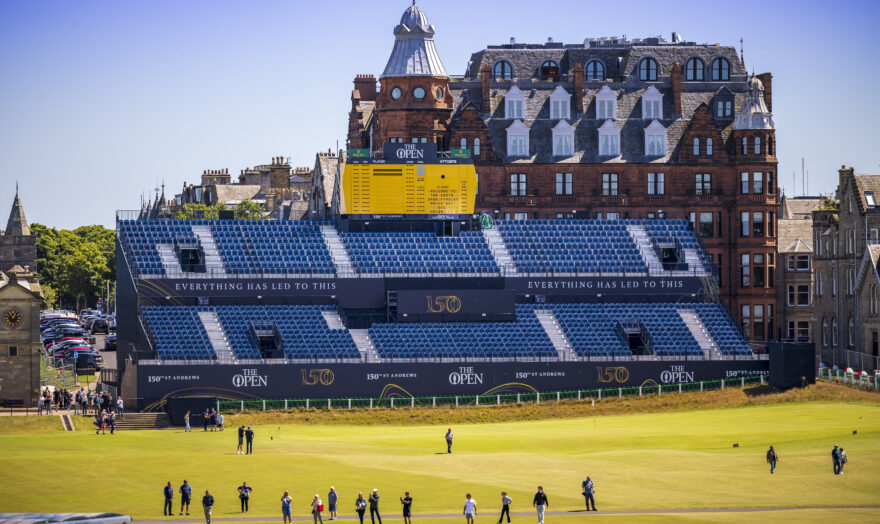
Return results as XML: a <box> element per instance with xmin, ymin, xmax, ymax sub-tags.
<box><xmin>176</xmin><ymin>203</ymin><xmax>220</xmax><ymax>220</ymax></box>
<box><xmin>234</xmin><ymin>199</ymin><xmax>265</xmax><ymax>219</ymax></box>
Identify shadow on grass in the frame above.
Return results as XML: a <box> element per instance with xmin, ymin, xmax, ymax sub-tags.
<box><xmin>743</xmin><ymin>385</ymin><xmax>783</xmax><ymax>398</ymax></box>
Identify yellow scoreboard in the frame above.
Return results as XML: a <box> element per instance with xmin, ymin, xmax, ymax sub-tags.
<box><xmin>341</xmin><ymin>143</ymin><xmax>477</xmax><ymax>216</ymax></box>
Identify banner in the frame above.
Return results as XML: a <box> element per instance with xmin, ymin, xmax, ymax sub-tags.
<box><xmin>396</xmin><ymin>289</ymin><xmax>515</xmax><ymax>318</ymax></box>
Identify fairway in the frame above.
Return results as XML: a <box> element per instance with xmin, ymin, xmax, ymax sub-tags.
<box><xmin>3</xmin><ymin>399</ymin><xmax>880</xmax><ymax>523</ymax></box>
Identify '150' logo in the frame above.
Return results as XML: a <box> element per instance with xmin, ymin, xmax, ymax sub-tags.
<box><xmin>301</xmin><ymin>369</ymin><xmax>335</xmax><ymax>386</ymax></box>
<box><xmin>426</xmin><ymin>295</ymin><xmax>462</xmax><ymax>313</ymax></box>
<box><xmin>596</xmin><ymin>366</ymin><xmax>630</xmax><ymax>384</ymax></box>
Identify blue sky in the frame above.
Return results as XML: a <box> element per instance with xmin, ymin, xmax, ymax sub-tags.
<box><xmin>1</xmin><ymin>0</ymin><xmax>877</xmax><ymax>229</ymax></box>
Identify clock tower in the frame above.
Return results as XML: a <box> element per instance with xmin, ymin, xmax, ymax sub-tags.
<box><xmin>0</xmin><ymin>266</ymin><xmax>42</xmax><ymax>406</ymax></box>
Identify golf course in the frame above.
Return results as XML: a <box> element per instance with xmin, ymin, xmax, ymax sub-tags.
<box><xmin>3</xmin><ymin>383</ymin><xmax>880</xmax><ymax>523</ymax></box>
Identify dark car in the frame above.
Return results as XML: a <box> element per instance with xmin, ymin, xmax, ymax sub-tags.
<box><xmin>91</xmin><ymin>318</ymin><xmax>109</xmax><ymax>334</ymax></box>
<box><xmin>57</xmin><ymin>351</ymin><xmax>103</xmax><ymax>371</ymax></box>
<box><xmin>104</xmin><ymin>333</ymin><xmax>117</xmax><ymax>351</ymax></box>
<box><xmin>53</xmin><ymin>346</ymin><xmax>96</xmax><ymax>362</ymax></box>
<box><xmin>47</xmin><ymin>339</ymin><xmax>90</xmax><ymax>355</ymax></box>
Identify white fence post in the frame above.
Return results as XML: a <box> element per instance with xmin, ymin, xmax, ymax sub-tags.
<box><xmin>578</xmin><ymin>390</ymin><xmax>582</xmax><ymax>401</ymax></box>
<box><xmin>678</xmin><ymin>383</ymin><xmax>682</xmax><ymax>394</ymax></box>
<box><xmin>455</xmin><ymin>396</ymin><xmax>458</xmax><ymax>407</ymax></box>
<box><xmin>536</xmin><ymin>392</ymin><xmax>540</xmax><ymax>403</ymax></box>
<box><xmin>516</xmin><ymin>393</ymin><xmax>521</xmax><ymax>403</ymax></box>
<box><xmin>305</xmin><ymin>399</ymin><xmax>309</xmax><ymax>410</ymax></box>
<box><xmin>411</xmin><ymin>397</ymin><xmax>415</xmax><ymax>408</ymax></box>
<box><xmin>658</xmin><ymin>384</ymin><xmax>662</xmax><ymax>395</ymax></box>
<box><xmin>328</xmin><ymin>398</ymin><xmax>331</xmax><ymax>409</ymax></box>
<box><xmin>432</xmin><ymin>397</ymin><xmax>436</xmax><ymax>407</ymax></box>
<box><xmin>390</xmin><ymin>398</ymin><xmax>394</xmax><ymax>408</ymax></box>
<box><xmin>262</xmin><ymin>400</ymin><xmax>266</xmax><ymax>411</ymax></box>
<box><xmin>369</xmin><ymin>398</ymin><xmax>373</xmax><ymax>409</ymax></box>
<box><xmin>639</xmin><ymin>386</ymin><xmax>642</xmax><ymax>396</ymax></box>
<box><xmin>741</xmin><ymin>377</ymin><xmax>745</xmax><ymax>388</ymax></box>
<box><xmin>348</xmin><ymin>398</ymin><xmax>352</xmax><ymax>409</ymax></box>
<box><xmin>700</xmin><ymin>381</ymin><xmax>703</xmax><ymax>392</ymax></box>
<box><xmin>284</xmin><ymin>399</ymin><xmax>288</xmax><ymax>410</ymax></box>
<box><xmin>497</xmin><ymin>395</ymin><xmax>500</xmax><ymax>405</ymax></box>
<box><xmin>476</xmin><ymin>395</ymin><xmax>480</xmax><ymax>406</ymax></box>
<box><xmin>557</xmin><ymin>391</ymin><xmax>560</xmax><ymax>402</ymax></box>
<box><xmin>721</xmin><ymin>379</ymin><xmax>725</xmax><ymax>390</ymax></box>
<box><xmin>598</xmin><ymin>389</ymin><xmax>602</xmax><ymax>400</ymax></box>
<box><xmin>240</xmin><ymin>400</ymin><xmax>244</xmax><ymax>412</ymax></box>
<box><xmin>760</xmin><ymin>375</ymin><xmax>764</xmax><ymax>385</ymax></box>
<box><xmin>618</xmin><ymin>387</ymin><xmax>622</xmax><ymax>398</ymax></box>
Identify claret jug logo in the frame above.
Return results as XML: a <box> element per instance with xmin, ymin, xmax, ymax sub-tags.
<box><xmin>426</xmin><ymin>295</ymin><xmax>462</xmax><ymax>313</ymax></box>
<box><xmin>232</xmin><ymin>368</ymin><xmax>268</xmax><ymax>388</ymax></box>
<box><xmin>449</xmin><ymin>366</ymin><xmax>483</xmax><ymax>385</ymax></box>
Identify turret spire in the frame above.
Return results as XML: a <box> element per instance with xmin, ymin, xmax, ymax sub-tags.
<box><xmin>5</xmin><ymin>184</ymin><xmax>30</xmax><ymax>237</ymax></box>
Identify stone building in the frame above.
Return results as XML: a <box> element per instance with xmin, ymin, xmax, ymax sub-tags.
<box><xmin>0</xmin><ymin>266</ymin><xmax>42</xmax><ymax>406</ymax></box>
<box><xmin>307</xmin><ymin>150</ymin><xmax>344</xmax><ymax>220</ymax></box>
<box><xmin>812</xmin><ymin>167</ymin><xmax>880</xmax><ymax>364</ymax></box>
<box><xmin>776</xmin><ymin>195</ymin><xmax>822</xmax><ymax>341</ymax></box>
<box><xmin>344</xmin><ymin>3</ymin><xmax>778</xmax><ymax>340</ymax></box>
<box><xmin>0</xmin><ymin>188</ymin><xmax>37</xmax><ymax>274</ymax></box>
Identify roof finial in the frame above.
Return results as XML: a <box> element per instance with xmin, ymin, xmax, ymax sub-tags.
<box><xmin>412</xmin><ymin>0</ymin><xmax>416</xmax><ymax>5</ymax></box>
<box><xmin>739</xmin><ymin>37</ymin><xmax>745</xmax><ymax>67</ymax></box>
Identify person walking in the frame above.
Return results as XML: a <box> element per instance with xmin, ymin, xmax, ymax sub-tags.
<box><xmin>463</xmin><ymin>493</ymin><xmax>477</xmax><ymax>524</ymax></box>
<box><xmin>832</xmin><ymin>444</ymin><xmax>841</xmax><ymax>474</ymax></box>
<box><xmin>312</xmin><ymin>494</ymin><xmax>324</xmax><ymax>524</ymax></box>
<box><xmin>766</xmin><ymin>446</ymin><xmax>779</xmax><ymax>474</ymax></box>
<box><xmin>282</xmin><ymin>491</ymin><xmax>293</xmax><ymax>524</ymax></box>
<box><xmin>237</xmin><ymin>425</ymin><xmax>245</xmax><ymax>454</ymax></box>
<box><xmin>355</xmin><ymin>493</ymin><xmax>367</xmax><ymax>524</ymax></box>
<box><xmin>498</xmin><ymin>492</ymin><xmax>512</xmax><ymax>524</ymax></box>
<box><xmin>163</xmin><ymin>482</ymin><xmax>174</xmax><ymax>516</ymax></box>
<box><xmin>582</xmin><ymin>476</ymin><xmax>596</xmax><ymax>511</ymax></box>
<box><xmin>238</xmin><ymin>481</ymin><xmax>252</xmax><ymax>513</ymax></box>
<box><xmin>184</xmin><ymin>410</ymin><xmax>191</xmax><ymax>432</ymax></box>
<box><xmin>533</xmin><ymin>486</ymin><xmax>548</xmax><ymax>524</ymax></box>
<box><xmin>328</xmin><ymin>487</ymin><xmax>338</xmax><ymax>520</ymax></box>
<box><xmin>446</xmin><ymin>428</ymin><xmax>454</xmax><ymax>454</ymax></box>
<box><xmin>400</xmin><ymin>492</ymin><xmax>413</xmax><ymax>524</ymax></box>
<box><xmin>109</xmin><ymin>412</ymin><xmax>116</xmax><ymax>434</ymax></box>
<box><xmin>245</xmin><ymin>426</ymin><xmax>255</xmax><ymax>454</ymax></box>
<box><xmin>839</xmin><ymin>448</ymin><xmax>848</xmax><ymax>474</ymax></box>
<box><xmin>369</xmin><ymin>489</ymin><xmax>382</xmax><ymax>524</ymax></box>
<box><xmin>202</xmin><ymin>490</ymin><xmax>214</xmax><ymax>524</ymax></box>
<box><xmin>180</xmin><ymin>480</ymin><xmax>192</xmax><ymax>515</ymax></box>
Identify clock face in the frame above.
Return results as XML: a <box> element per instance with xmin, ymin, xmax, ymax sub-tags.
<box><xmin>391</xmin><ymin>87</ymin><xmax>402</xmax><ymax>100</ymax></box>
<box><xmin>4</xmin><ymin>309</ymin><xmax>22</xmax><ymax>328</ymax></box>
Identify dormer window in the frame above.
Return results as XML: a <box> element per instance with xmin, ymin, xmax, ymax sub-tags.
<box><xmin>493</xmin><ymin>60</ymin><xmax>513</xmax><ymax>81</ymax></box>
<box><xmin>644</xmin><ymin>120</ymin><xmax>667</xmax><ymax>156</ymax></box>
<box><xmin>539</xmin><ymin>59</ymin><xmax>560</xmax><ymax>80</ymax></box>
<box><xmin>506</xmin><ymin>120</ymin><xmax>529</xmax><ymax>157</ymax></box>
<box><xmin>598</xmin><ymin>120</ymin><xmax>620</xmax><ymax>156</ymax></box>
<box><xmin>549</xmin><ymin>86</ymin><xmax>570</xmax><ymax>119</ymax></box>
<box><xmin>642</xmin><ymin>86</ymin><xmax>663</xmax><ymax>119</ymax></box>
<box><xmin>716</xmin><ymin>99</ymin><xmax>733</xmax><ymax>118</ymax></box>
<box><xmin>586</xmin><ymin>60</ymin><xmax>605</xmax><ymax>81</ymax></box>
<box><xmin>685</xmin><ymin>58</ymin><xmax>705</xmax><ymax>81</ymax></box>
<box><xmin>867</xmin><ymin>191</ymin><xmax>876</xmax><ymax>207</ymax></box>
<box><xmin>552</xmin><ymin>120</ymin><xmax>574</xmax><ymax>157</ymax></box>
<box><xmin>595</xmin><ymin>85</ymin><xmax>617</xmax><ymax>120</ymax></box>
<box><xmin>639</xmin><ymin>58</ymin><xmax>658</xmax><ymax>81</ymax></box>
<box><xmin>711</xmin><ymin>58</ymin><xmax>730</xmax><ymax>81</ymax></box>
<box><xmin>505</xmin><ymin>86</ymin><xmax>525</xmax><ymax>119</ymax></box>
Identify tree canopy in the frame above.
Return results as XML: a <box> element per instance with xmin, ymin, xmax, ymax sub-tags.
<box><xmin>176</xmin><ymin>199</ymin><xmax>265</xmax><ymax>220</ymax></box>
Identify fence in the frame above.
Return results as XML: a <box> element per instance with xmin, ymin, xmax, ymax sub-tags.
<box><xmin>220</xmin><ymin>375</ymin><xmax>766</xmax><ymax>413</ymax></box>
<box><xmin>817</xmin><ymin>367</ymin><xmax>880</xmax><ymax>391</ymax></box>
<box><xmin>817</xmin><ymin>347</ymin><xmax>880</xmax><ymax>374</ymax></box>
<box><xmin>40</xmin><ymin>356</ymin><xmax>77</xmax><ymax>390</ymax></box>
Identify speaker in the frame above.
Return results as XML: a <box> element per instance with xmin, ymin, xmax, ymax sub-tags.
<box><xmin>769</xmin><ymin>342</ymin><xmax>816</xmax><ymax>389</ymax></box>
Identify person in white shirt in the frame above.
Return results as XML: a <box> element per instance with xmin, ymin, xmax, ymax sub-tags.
<box><xmin>463</xmin><ymin>493</ymin><xmax>477</xmax><ymax>524</ymax></box>
<box><xmin>116</xmin><ymin>398</ymin><xmax>124</xmax><ymax>418</ymax></box>
<box><xmin>446</xmin><ymin>428</ymin><xmax>454</xmax><ymax>453</ymax></box>
<box><xmin>498</xmin><ymin>492</ymin><xmax>512</xmax><ymax>524</ymax></box>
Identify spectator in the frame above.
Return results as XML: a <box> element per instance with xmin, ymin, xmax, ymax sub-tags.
<box><xmin>245</xmin><ymin>426</ymin><xmax>254</xmax><ymax>454</ymax></box>
<box><xmin>117</xmin><ymin>397</ymin><xmax>125</xmax><ymax>419</ymax></box>
<box><xmin>463</xmin><ymin>493</ymin><xmax>476</xmax><ymax>524</ymax></box>
<box><xmin>37</xmin><ymin>395</ymin><xmax>44</xmax><ymax>416</ymax></box>
<box><xmin>74</xmin><ymin>389</ymin><xmax>82</xmax><ymax>415</ymax></box>
<box><xmin>203</xmin><ymin>409</ymin><xmax>210</xmax><ymax>431</ymax></box>
<box><xmin>832</xmin><ymin>445</ymin><xmax>841</xmax><ymax>474</ymax></box>
<box><xmin>210</xmin><ymin>408</ymin><xmax>217</xmax><ymax>431</ymax></box>
<box><xmin>95</xmin><ymin>411</ymin><xmax>105</xmax><ymax>435</ymax></box>
<box><xmin>328</xmin><ymin>486</ymin><xmax>338</xmax><ymax>520</ymax></box>
<box><xmin>163</xmin><ymin>482</ymin><xmax>174</xmax><ymax>516</ymax></box>
<box><xmin>369</xmin><ymin>489</ymin><xmax>382</xmax><ymax>524</ymax></box>
<box><xmin>202</xmin><ymin>490</ymin><xmax>214</xmax><ymax>524</ymax></box>
<box><xmin>400</xmin><ymin>491</ymin><xmax>413</xmax><ymax>524</ymax></box>
<box><xmin>355</xmin><ymin>493</ymin><xmax>367</xmax><ymax>524</ymax></box>
<box><xmin>582</xmin><ymin>476</ymin><xmax>596</xmax><ymax>511</ymax></box>
<box><xmin>281</xmin><ymin>491</ymin><xmax>293</xmax><ymax>524</ymax></box>
<box><xmin>532</xmin><ymin>486</ymin><xmax>548</xmax><ymax>524</ymax></box>
<box><xmin>217</xmin><ymin>413</ymin><xmax>224</xmax><ymax>431</ymax></box>
<box><xmin>81</xmin><ymin>394</ymin><xmax>88</xmax><ymax>415</ymax></box>
<box><xmin>238</xmin><ymin>481</ymin><xmax>252</xmax><ymax>513</ymax></box>
<box><xmin>180</xmin><ymin>480</ymin><xmax>192</xmax><ymax>515</ymax></box>
<box><xmin>312</xmin><ymin>494</ymin><xmax>324</xmax><ymax>524</ymax></box>
<box><xmin>839</xmin><ymin>448</ymin><xmax>848</xmax><ymax>474</ymax></box>
<box><xmin>237</xmin><ymin>425</ymin><xmax>245</xmax><ymax>454</ymax></box>
<box><xmin>499</xmin><ymin>491</ymin><xmax>512</xmax><ymax>523</ymax></box>
<box><xmin>766</xmin><ymin>446</ymin><xmax>779</xmax><ymax>474</ymax></box>
<box><xmin>108</xmin><ymin>412</ymin><xmax>116</xmax><ymax>434</ymax></box>
<box><xmin>184</xmin><ymin>410</ymin><xmax>191</xmax><ymax>432</ymax></box>
<box><xmin>446</xmin><ymin>428</ymin><xmax>454</xmax><ymax>454</ymax></box>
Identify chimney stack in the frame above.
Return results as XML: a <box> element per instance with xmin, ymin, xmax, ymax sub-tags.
<box><xmin>480</xmin><ymin>63</ymin><xmax>491</xmax><ymax>114</ymax></box>
<box><xmin>353</xmin><ymin>74</ymin><xmax>377</xmax><ymax>101</ymax></box>
<box><xmin>572</xmin><ymin>63</ymin><xmax>584</xmax><ymax>114</ymax></box>
<box><xmin>671</xmin><ymin>62</ymin><xmax>682</xmax><ymax>115</ymax></box>
<box><xmin>756</xmin><ymin>72</ymin><xmax>772</xmax><ymax>112</ymax></box>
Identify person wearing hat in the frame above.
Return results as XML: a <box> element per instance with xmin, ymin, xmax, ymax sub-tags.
<box><xmin>369</xmin><ymin>489</ymin><xmax>382</xmax><ymax>524</ymax></box>
<box><xmin>355</xmin><ymin>492</ymin><xmax>367</xmax><ymax>524</ymax></box>
<box><xmin>312</xmin><ymin>494</ymin><xmax>324</xmax><ymax>524</ymax></box>
<box><xmin>202</xmin><ymin>490</ymin><xmax>214</xmax><ymax>524</ymax></box>
<box><xmin>328</xmin><ymin>486</ymin><xmax>338</xmax><ymax>520</ymax></box>
<box><xmin>179</xmin><ymin>480</ymin><xmax>192</xmax><ymax>515</ymax></box>
<box><xmin>832</xmin><ymin>444</ymin><xmax>841</xmax><ymax>474</ymax></box>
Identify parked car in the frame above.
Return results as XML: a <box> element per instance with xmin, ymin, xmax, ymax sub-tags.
<box><xmin>52</xmin><ymin>346</ymin><xmax>96</xmax><ymax>361</ymax></box>
<box><xmin>56</xmin><ymin>351</ymin><xmax>103</xmax><ymax>371</ymax></box>
<box><xmin>104</xmin><ymin>333</ymin><xmax>117</xmax><ymax>351</ymax></box>
<box><xmin>91</xmin><ymin>318</ymin><xmax>109</xmax><ymax>334</ymax></box>
<box><xmin>47</xmin><ymin>339</ymin><xmax>90</xmax><ymax>355</ymax></box>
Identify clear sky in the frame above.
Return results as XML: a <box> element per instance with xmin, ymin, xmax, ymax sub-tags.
<box><xmin>1</xmin><ymin>0</ymin><xmax>877</xmax><ymax>229</ymax></box>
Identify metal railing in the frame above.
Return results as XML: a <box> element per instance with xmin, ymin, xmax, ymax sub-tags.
<box><xmin>817</xmin><ymin>347</ymin><xmax>880</xmax><ymax>374</ymax></box>
<box><xmin>817</xmin><ymin>367</ymin><xmax>879</xmax><ymax>391</ymax></box>
<box><xmin>219</xmin><ymin>375</ymin><xmax>767</xmax><ymax>413</ymax></box>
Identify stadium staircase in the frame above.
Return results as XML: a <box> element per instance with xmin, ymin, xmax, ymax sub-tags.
<box><xmin>678</xmin><ymin>309</ymin><xmax>721</xmax><ymax>359</ymax></box>
<box><xmin>682</xmin><ymin>249</ymin><xmax>710</xmax><ymax>277</ymax></box>
<box><xmin>625</xmin><ymin>224</ymin><xmax>663</xmax><ymax>275</ymax></box>
<box><xmin>113</xmin><ymin>412</ymin><xmax>172</xmax><ymax>430</ymax></box>
<box><xmin>482</xmin><ymin>228</ymin><xmax>517</xmax><ymax>275</ymax></box>
<box><xmin>197</xmin><ymin>311</ymin><xmax>235</xmax><ymax>362</ymax></box>
<box><xmin>533</xmin><ymin>309</ymin><xmax>577</xmax><ymax>361</ymax></box>
<box><xmin>190</xmin><ymin>224</ymin><xmax>227</xmax><ymax>277</ymax></box>
<box><xmin>155</xmin><ymin>244</ymin><xmax>184</xmax><ymax>275</ymax></box>
<box><xmin>320</xmin><ymin>225</ymin><xmax>355</xmax><ymax>276</ymax></box>
<box><xmin>349</xmin><ymin>329</ymin><xmax>381</xmax><ymax>362</ymax></box>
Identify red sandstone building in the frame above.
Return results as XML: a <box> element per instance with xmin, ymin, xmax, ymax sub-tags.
<box><xmin>344</xmin><ymin>3</ymin><xmax>778</xmax><ymax>342</ymax></box>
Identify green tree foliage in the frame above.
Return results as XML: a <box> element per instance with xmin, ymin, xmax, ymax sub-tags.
<box><xmin>233</xmin><ymin>199</ymin><xmax>265</xmax><ymax>219</ymax></box>
<box><xmin>31</xmin><ymin>223</ymin><xmax>115</xmax><ymax>310</ymax></box>
<box><xmin>176</xmin><ymin>203</ymin><xmax>220</xmax><ymax>220</ymax></box>
<box><xmin>176</xmin><ymin>200</ymin><xmax>264</xmax><ymax>220</ymax></box>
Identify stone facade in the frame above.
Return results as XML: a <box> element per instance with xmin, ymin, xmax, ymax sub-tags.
<box><xmin>345</xmin><ymin>4</ymin><xmax>778</xmax><ymax>341</ymax></box>
<box><xmin>0</xmin><ymin>189</ymin><xmax>37</xmax><ymax>274</ymax></box>
<box><xmin>811</xmin><ymin>167</ymin><xmax>880</xmax><ymax>360</ymax></box>
<box><xmin>0</xmin><ymin>269</ymin><xmax>42</xmax><ymax>406</ymax></box>
<box><xmin>776</xmin><ymin>196</ymin><xmax>822</xmax><ymax>342</ymax></box>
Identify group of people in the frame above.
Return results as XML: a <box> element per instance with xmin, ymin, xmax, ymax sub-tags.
<box><xmin>37</xmin><ymin>387</ymin><xmax>124</xmax><ymax>419</ymax></box>
<box><xmin>765</xmin><ymin>444</ymin><xmax>851</xmax><ymax>475</ymax></box>
<box><xmin>161</xmin><ymin>482</ymin><xmax>599</xmax><ymax>523</ymax></box>
<box><xmin>181</xmin><ymin>408</ymin><xmax>223</xmax><ymax>432</ymax></box>
<box><xmin>236</xmin><ymin>425</ymin><xmax>255</xmax><ymax>454</ymax></box>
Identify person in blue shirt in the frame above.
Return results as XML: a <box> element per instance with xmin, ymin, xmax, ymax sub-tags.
<box><xmin>581</xmin><ymin>476</ymin><xmax>596</xmax><ymax>511</ymax></box>
<box><xmin>832</xmin><ymin>445</ymin><xmax>841</xmax><ymax>474</ymax></box>
<box><xmin>281</xmin><ymin>491</ymin><xmax>293</xmax><ymax>524</ymax></box>
<box><xmin>238</xmin><ymin>482</ymin><xmax>253</xmax><ymax>513</ymax></box>
<box><xmin>163</xmin><ymin>482</ymin><xmax>174</xmax><ymax>516</ymax></box>
<box><xmin>180</xmin><ymin>480</ymin><xmax>193</xmax><ymax>515</ymax></box>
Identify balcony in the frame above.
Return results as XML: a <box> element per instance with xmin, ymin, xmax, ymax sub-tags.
<box><xmin>689</xmin><ymin>195</ymin><xmax>720</xmax><ymax>205</ymax></box>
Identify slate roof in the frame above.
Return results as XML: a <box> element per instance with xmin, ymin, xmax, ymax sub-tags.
<box><xmin>214</xmin><ymin>185</ymin><xmax>261</xmax><ymax>204</ymax></box>
<box><xmin>316</xmin><ymin>154</ymin><xmax>340</xmax><ymax>207</ymax></box>
<box><xmin>780</xmin><ymin>196</ymin><xmax>823</xmax><ymax>219</ymax></box>
<box><xmin>382</xmin><ymin>3</ymin><xmax>446</xmax><ymax>77</ymax></box>
<box><xmin>5</xmin><ymin>188</ymin><xmax>30</xmax><ymax>237</ymax></box>
<box><xmin>778</xmin><ymin>217</ymin><xmax>814</xmax><ymax>254</ymax></box>
<box><xmin>854</xmin><ymin>174</ymin><xmax>880</xmax><ymax>212</ymax></box>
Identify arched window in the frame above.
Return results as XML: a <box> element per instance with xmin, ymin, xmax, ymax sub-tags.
<box><xmin>639</xmin><ymin>58</ymin><xmax>658</xmax><ymax>81</ymax></box>
<box><xmin>870</xmin><ymin>284</ymin><xmax>879</xmax><ymax>314</ymax></box>
<box><xmin>540</xmin><ymin>59</ymin><xmax>560</xmax><ymax>79</ymax></box>
<box><xmin>493</xmin><ymin>61</ymin><xmax>513</xmax><ymax>81</ymax></box>
<box><xmin>822</xmin><ymin>318</ymin><xmax>829</xmax><ymax>347</ymax></box>
<box><xmin>685</xmin><ymin>58</ymin><xmax>704</xmax><ymax>81</ymax></box>
<box><xmin>586</xmin><ymin>60</ymin><xmax>605</xmax><ymax>81</ymax></box>
<box><xmin>706</xmin><ymin>138</ymin><xmax>714</xmax><ymax>156</ymax></box>
<box><xmin>460</xmin><ymin>137</ymin><xmax>467</xmax><ymax>150</ymax></box>
<box><xmin>741</xmin><ymin>137</ymin><xmax>748</xmax><ymax>155</ymax></box>
<box><xmin>692</xmin><ymin>138</ymin><xmax>700</xmax><ymax>156</ymax></box>
<box><xmin>754</xmin><ymin>136</ymin><xmax>762</xmax><ymax>155</ymax></box>
<box><xmin>832</xmin><ymin>317</ymin><xmax>838</xmax><ymax>346</ymax></box>
<box><xmin>848</xmin><ymin>318</ymin><xmax>855</xmax><ymax>347</ymax></box>
<box><xmin>473</xmin><ymin>138</ymin><xmax>481</xmax><ymax>157</ymax></box>
<box><xmin>711</xmin><ymin>58</ymin><xmax>730</xmax><ymax>81</ymax></box>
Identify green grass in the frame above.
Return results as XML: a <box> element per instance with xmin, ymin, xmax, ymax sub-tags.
<box><xmin>2</xmin><ymin>398</ymin><xmax>879</xmax><ymax>523</ymax></box>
